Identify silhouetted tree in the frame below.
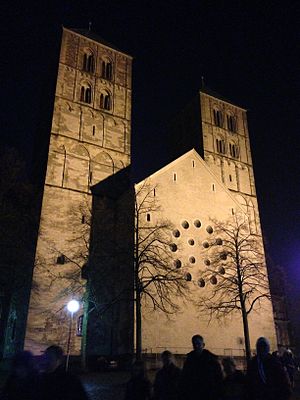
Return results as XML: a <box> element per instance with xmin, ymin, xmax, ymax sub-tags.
<box><xmin>196</xmin><ymin>214</ymin><xmax>271</xmax><ymax>362</ymax></box>
<box><xmin>134</xmin><ymin>181</ymin><xmax>189</xmax><ymax>359</ymax></box>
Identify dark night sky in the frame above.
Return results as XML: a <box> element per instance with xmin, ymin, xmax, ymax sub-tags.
<box><xmin>1</xmin><ymin>1</ymin><xmax>299</xmax><ymax>328</ymax></box>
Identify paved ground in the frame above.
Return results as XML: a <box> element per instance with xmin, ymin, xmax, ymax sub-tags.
<box><xmin>80</xmin><ymin>371</ymin><xmax>300</xmax><ymax>400</ymax></box>
<box><xmin>1</xmin><ymin>365</ymin><xmax>300</xmax><ymax>399</ymax></box>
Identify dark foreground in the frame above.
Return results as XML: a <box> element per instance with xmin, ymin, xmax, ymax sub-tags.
<box><xmin>80</xmin><ymin>371</ymin><xmax>300</xmax><ymax>400</ymax></box>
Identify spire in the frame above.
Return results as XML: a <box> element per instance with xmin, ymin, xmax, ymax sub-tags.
<box><xmin>201</xmin><ymin>76</ymin><xmax>205</xmax><ymax>88</ymax></box>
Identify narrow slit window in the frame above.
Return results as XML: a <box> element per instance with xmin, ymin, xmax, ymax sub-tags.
<box><xmin>173</xmin><ymin>173</ymin><xmax>177</xmax><ymax>182</ymax></box>
<box><xmin>146</xmin><ymin>213</ymin><xmax>151</xmax><ymax>222</ymax></box>
<box><xmin>92</xmin><ymin>126</ymin><xmax>95</xmax><ymax>136</ymax></box>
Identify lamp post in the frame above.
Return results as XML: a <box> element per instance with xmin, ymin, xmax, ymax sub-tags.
<box><xmin>66</xmin><ymin>299</ymin><xmax>80</xmax><ymax>372</ymax></box>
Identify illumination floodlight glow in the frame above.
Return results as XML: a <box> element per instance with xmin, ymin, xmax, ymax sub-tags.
<box><xmin>67</xmin><ymin>299</ymin><xmax>80</xmax><ymax>313</ymax></box>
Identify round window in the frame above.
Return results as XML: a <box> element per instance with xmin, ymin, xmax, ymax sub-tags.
<box><xmin>206</xmin><ymin>225</ymin><xmax>214</xmax><ymax>234</ymax></box>
<box><xmin>216</xmin><ymin>238</ymin><xmax>223</xmax><ymax>245</ymax></box>
<box><xmin>204</xmin><ymin>259</ymin><xmax>211</xmax><ymax>266</ymax></box>
<box><xmin>185</xmin><ymin>273</ymin><xmax>192</xmax><ymax>282</ymax></box>
<box><xmin>170</xmin><ymin>243</ymin><xmax>177</xmax><ymax>252</ymax></box>
<box><xmin>198</xmin><ymin>278</ymin><xmax>205</xmax><ymax>288</ymax></box>
<box><xmin>210</xmin><ymin>276</ymin><xmax>217</xmax><ymax>285</ymax></box>
<box><xmin>194</xmin><ymin>220</ymin><xmax>201</xmax><ymax>228</ymax></box>
<box><xmin>218</xmin><ymin>266</ymin><xmax>225</xmax><ymax>275</ymax></box>
<box><xmin>173</xmin><ymin>229</ymin><xmax>180</xmax><ymax>238</ymax></box>
<box><xmin>188</xmin><ymin>239</ymin><xmax>195</xmax><ymax>246</ymax></box>
<box><xmin>202</xmin><ymin>241</ymin><xmax>209</xmax><ymax>249</ymax></box>
<box><xmin>174</xmin><ymin>259</ymin><xmax>182</xmax><ymax>269</ymax></box>
<box><xmin>181</xmin><ymin>220</ymin><xmax>189</xmax><ymax>229</ymax></box>
<box><xmin>189</xmin><ymin>256</ymin><xmax>196</xmax><ymax>264</ymax></box>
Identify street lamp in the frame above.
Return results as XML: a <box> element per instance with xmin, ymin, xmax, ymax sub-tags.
<box><xmin>66</xmin><ymin>299</ymin><xmax>80</xmax><ymax>371</ymax></box>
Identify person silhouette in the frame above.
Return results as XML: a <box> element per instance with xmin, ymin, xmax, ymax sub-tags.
<box><xmin>153</xmin><ymin>350</ymin><xmax>181</xmax><ymax>400</ymax></box>
<box><xmin>179</xmin><ymin>335</ymin><xmax>223</xmax><ymax>400</ymax></box>
<box><xmin>125</xmin><ymin>360</ymin><xmax>152</xmax><ymax>400</ymax></box>
<box><xmin>1</xmin><ymin>351</ymin><xmax>39</xmax><ymax>400</ymax></box>
<box><xmin>246</xmin><ymin>337</ymin><xmax>291</xmax><ymax>400</ymax></box>
<box><xmin>38</xmin><ymin>345</ymin><xmax>88</xmax><ymax>400</ymax></box>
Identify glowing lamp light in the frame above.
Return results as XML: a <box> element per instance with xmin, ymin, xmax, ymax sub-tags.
<box><xmin>67</xmin><ymin>300</ymin><xmax>80</xmax><ymax>313</ymax></box>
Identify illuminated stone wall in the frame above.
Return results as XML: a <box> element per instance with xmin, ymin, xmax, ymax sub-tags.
<box><xmin>138</xmin><ymin>92</ymin><xmax>276</xmax><ymax>356</ymax></box>
<box><xmin>25</xmin><ymin>28</ymin><xmax>132</xmax><ymax>355</ymax></box>
<box><xmin>138</xmin><ymin>150</ymin><xmax>277</xmax><ymax>356</ymax></box>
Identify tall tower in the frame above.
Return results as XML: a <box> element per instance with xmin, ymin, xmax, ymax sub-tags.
<box><xmin>169</xmin><ymin>87</ymin><xmax>261</xmax><ymax>235</ymax></box>
<box><xmin>25</xmin><ymin>27</ymin><xmax>132</xmax><ymax>354</ymax></box>
<box><xmin>199</xmin><ymin>88</ymin><xmax>260</xmax><ymax>233</ymax></box>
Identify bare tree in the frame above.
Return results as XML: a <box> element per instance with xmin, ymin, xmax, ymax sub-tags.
<box><xmin>195</xmin><ymin>214</ymin><xmax>271</xmax><ymax>362</ymax></box>
<box><xmin>134</xmin><ymin>181</ymin><xmax>189</xmax><ymax>359</ymax></box>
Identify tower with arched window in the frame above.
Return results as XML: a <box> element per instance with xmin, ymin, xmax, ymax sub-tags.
<box><xmin>24</xmin><ymin>27</ymin><xmax>132</xmax><ymax>355</ymax></box>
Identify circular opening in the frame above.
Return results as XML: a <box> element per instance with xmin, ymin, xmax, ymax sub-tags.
<box><xmin>174</xmin><ymin>259</ymin><xmax>182</xmax><ymax>269</ymax></box>
<box><xmin>218</xmin><ymin>266</ymin><xmax>225</xmax><ymax>275</ymax></box>
<box><xmin>202</xmin><ymin>241</ymin><xmax>210</xmax><ymax>249</ymax></box>
<box><xmin>173</xmin><ymin>229</ymin><xmax>180</xmax><ymax>238</ymax></box>
<box><xmin>181</xmin><ymin>220</ymin><xmax>189</xmax><ymax>229</ymax></box>
<box><xmin>198</xmin><ymin>278</ymin><xmax>205</xmax><ymax>288</ymax></box>
<box><xmin>188</xmin><ymin>239</ymin><xmax>195</xmax><ymax>246</ymax></box>
<box><xmin>185</xmin><ymin>272</ymin><xmax>192</xmax><ymax>282</ymax></box>
<box><xmin>220</xmin><ymin>251</ymin><xmax>227</xmax><ymax>260</ymax></box>
<box><xmin>170</xmin><ymin>243</ymin><xmax>177</xmax><ymax>252</ymax></box>
<box><xmin>210</xmin><ymin>276</ymin><xmax>217</xmax><ymax>285</ymax></box>
<box><xmin>204</xmin><ymin>259</ymin><xmax>211</xmax><ymax>266</ymax></box>
<box><xmin>189</xmin><ymin>256</ymin><xmax>196</xmax><ymax>264</ymax></box>
<box><xmin>216</xmin><ymin>238</ymin><xmax>223</xmax><ymax>245</ymax></box>
<box><xmin>206</xmin><ymin>225</ymin><xmax>214</xmax><ymax>234</ymax></box>
<box><xmin>194</xmin><ymin>220</ymin><xmax>201</xmax><ymax>228</ymax></box>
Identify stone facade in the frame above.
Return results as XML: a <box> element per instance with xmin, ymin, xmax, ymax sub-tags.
<box><xmin>24</xmin><ymin>27</ymin><xmax>277</xmax><ymax>359</ymax></box>
<box><xmin>25</xmin><ymin>28</ymin><xmax>132</xmax><ymax>355</ymax></box>
<box><xmin>136</xmin><ymin>90</ymin><xmax>277</xmax><ymax>355</ymax></box>
<box><xmin>136</xmin><ymin>150</ymin><xmax>277</xmax><ymax>355</ymax></box>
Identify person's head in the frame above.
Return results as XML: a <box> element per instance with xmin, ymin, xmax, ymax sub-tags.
<box><xmin>256</xmin><ymin>337</ymin><xmax>270</xmax><ymax>358</ymax></box>
<box><xmin>43</xmin><ymin>345</ymin><xmax>64</xmax><ymax>373</ymax></box>
<box><xmin>11</xmin><ymin>351</ymin><xmax>35</xmax><ymax>379</ymax></box>
<box><xmin>161</xmin><ymin>350</ymin><xmax>173</xmax><ymax>367</ymax></box>
<box><xmin>222</xmin><ymin>357</ymin><xmax>236</xmax><ymax>376</ymax></box>
<box><xmin>192</xmin><ymin>335</ymin><xmax>205</xmax><ymax>353</ymax></box>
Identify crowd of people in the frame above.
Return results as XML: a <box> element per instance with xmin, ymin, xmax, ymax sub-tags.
<box><xmin>0</xmin><ymin>335</ymin><xmax>297</xmax><ymax>400</ymax></box>
<box><xmin>0</xmin><ymin>345</ymin><xmax>88</xmax><ymax>400</ymax></box>
<box><xmin>125</xmin><ymin>335</ymin><xmax>295</xmax><ymax>400</ymax></box>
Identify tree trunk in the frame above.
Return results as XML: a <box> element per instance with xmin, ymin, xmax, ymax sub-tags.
<box><xmin>241</xmin><ymin>302</ymin><xmax>251</xmax><ymax>364</ymax></box>
<box><xmin>236</xmin><ymin>253</ymin><xmax>251</xmax><ymax>364</ymax></box>
<box><xmin>135</xmin><ymin>287</ymin><xmax>142</xmax><ymax>360</ymax></box>
<box><xmin>81</xmin><ymin>285</ymin><xmax>89</xmax><ymax>371</ymax></box>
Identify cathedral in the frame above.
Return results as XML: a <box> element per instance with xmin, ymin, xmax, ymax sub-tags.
<box><xmin>12</xmin><ymin>27</ymin><xmax>281</xmax><ymax>359</ymax></box>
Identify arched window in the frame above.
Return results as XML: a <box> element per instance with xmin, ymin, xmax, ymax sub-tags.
<box><xmin>216</xmin><ymin>138</ymin><xmax>226</xmax><ymax>154</ymax></box>
<box><xmin>100</xmin><ymin>91</ymin><xmax>112</xmax><ymax>111</ymax></box>
<box><xmin>227</xmin><ymin>113</ymin><xmax>237</xmax><ymax>132</ymax></box>
<box><xmin>101</xmin><ymin>57</ymin><xmax>113</xmax><ymax>80</ymax></box>
<box><xmin>213</xmin><ymin>108</ymin><xmax>223</xmax><ymax>127</ymax></box>
<box><xmin>229</xmin><ymin>142</ymin><xmax>239</xmax><ymax>158</ymax></box>
<box><xmin>80</xmin><ymin>83</ymin><xmax>92</xmax><ymax>104</ymax></box>
<box><xmin>82</xmin><ymin>50</ymin><xmax>95</xmax><ymax>73</ymax></box>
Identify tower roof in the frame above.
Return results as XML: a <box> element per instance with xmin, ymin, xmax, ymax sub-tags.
<box><xmin>65</xmin><ymin>27</ymin><xmax>132</xmax><ymax>58</ymax></box>
<box><xmin>200</xmin><ymin>86</ymin><xmax>246</xmax><ymax>110</ymax></box>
